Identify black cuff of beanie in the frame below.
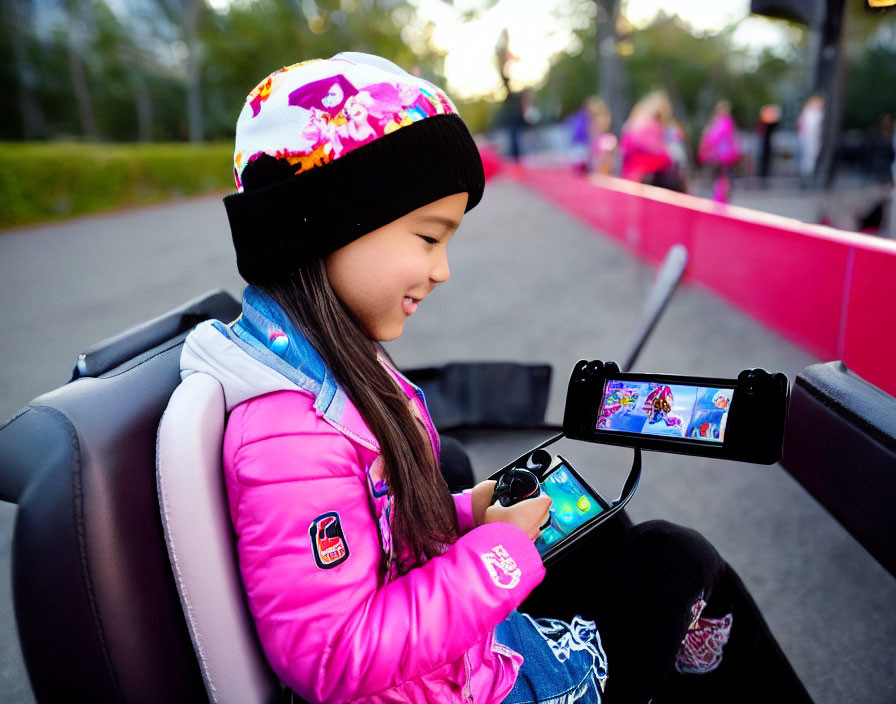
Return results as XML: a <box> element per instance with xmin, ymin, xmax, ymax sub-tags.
<box><xmin>224</xmin><ymin>113</ymin><xmax>485</xmax><ymax>285</ymax></box>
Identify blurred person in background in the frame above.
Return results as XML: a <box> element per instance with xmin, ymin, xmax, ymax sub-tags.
<box><xmin>757</xmin><ymin>103</ymin><xmax>781</xmax><ymax>185</ymax></box>
<box><xmin>662</xmin><ymin>114</ymin><xmax>690</xmax><ymax>192</ymax></box>
<box><xmin>797</xmin><ymin>94</ymin><xmax>824</xmax><ymax>186</ymax></box>
<box><xmin>619</xmin><ymin>91</ymin><xmax>672</xmax><ymax>186</ymax></box>
<box><xmin>569</xmin><ymin>96</ymin><xmax>615</xmax><ymax>175</ymax></box>
<box><xmin>698</xmin><ymin>100</ymin><xmax>743</xmax><ymax>202</ymax></box>
<box><xmin>500</xmin><ymin>88</ymin><xmax>533</xmax><ymax>164</ymax></box>
<box><xmin>495</xmin><ymin>28</ymin><xmax>530</xmax><ymax>165</ymax></box>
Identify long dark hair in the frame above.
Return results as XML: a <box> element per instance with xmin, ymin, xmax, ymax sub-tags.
<box><xmin>259</xmin><ymin>260</ymin><xmax>458</xmax><ymax>570</ymax></box>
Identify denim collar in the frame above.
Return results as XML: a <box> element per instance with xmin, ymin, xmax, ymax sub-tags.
<box><xmin>218</xmin><ymin>285</ymin><xmax>431</xmax><ymax>454</ymax></box>
<box><xmin>221</xmin><ymin>285</ymin><xmax>346</xmax><ymax>431</ymax></box>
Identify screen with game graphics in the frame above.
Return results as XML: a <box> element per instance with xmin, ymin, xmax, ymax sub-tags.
<box><xmin>595</xmin><ymin>380</ymin><xmax>734</xmax><ymax>443</ymax></box>
<box><xmin>534</xmin><ymin>463</ymin><xmax>605</xmax><ymax>556</ymax></box>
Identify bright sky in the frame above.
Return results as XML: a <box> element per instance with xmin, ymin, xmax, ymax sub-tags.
<box><xmin>411</xmin><ymin>0</ymin><xmax>792</xmax><ymax>100</ymax></box>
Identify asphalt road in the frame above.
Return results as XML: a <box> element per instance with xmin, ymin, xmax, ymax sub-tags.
<box><xmin>1</xmin><ymin>179</ymin><xmax>894</xmax><ymax>702</ymax></box>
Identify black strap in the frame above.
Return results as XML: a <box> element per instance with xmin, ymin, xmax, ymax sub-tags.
<box><xmin>603</xmin><ymin>446</ymin><xmax>642</xmax><ymax>521</ymax></box>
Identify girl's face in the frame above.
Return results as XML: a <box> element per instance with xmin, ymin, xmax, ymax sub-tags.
<box><xmin>325</xmin><ymin>192</ymin><xmax>468</xmax><ymax>341</ymax></box>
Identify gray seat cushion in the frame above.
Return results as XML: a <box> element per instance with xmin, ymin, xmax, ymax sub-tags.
<box><xmin>157</xmin><ymin>372</ymin><xmax>280</xmax><ymax>704</ymax></box>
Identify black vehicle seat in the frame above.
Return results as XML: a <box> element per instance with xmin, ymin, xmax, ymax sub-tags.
<box><xmin>0</xmin><ymin>291</ymin><xmax>241</xmax><ymax>703</ymax></box>
<box><xmin>157</xmin><ymin>370</ymin><xmax>280</xmax><ymax>703</ymax></box>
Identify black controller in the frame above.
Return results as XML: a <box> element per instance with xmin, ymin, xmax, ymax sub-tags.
<box><xmin>491</xmin><ymin>449</ymin><xmax>551</xmax><ymax>507</ymax></box>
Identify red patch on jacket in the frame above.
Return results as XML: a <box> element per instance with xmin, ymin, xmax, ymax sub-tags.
<box><xmin>309</xmin><ymin>512</ymin><xmax>350</xmax><ymax>569</ymax></box>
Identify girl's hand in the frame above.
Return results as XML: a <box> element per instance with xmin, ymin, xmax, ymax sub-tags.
<box><xmin>471</xmin><ymin>480</ymin><xmax>497</xmax><ymax>527</ymax></box>
<box><xmin>483</xmin><ymin>495</ymin><xmax>553</xmax><ymax>541</ymax></box>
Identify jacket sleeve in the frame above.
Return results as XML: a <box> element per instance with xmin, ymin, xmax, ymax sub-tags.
<box><xmin>453</xmin><ymin>490</ymin><xmax>476</xmax><ymax>535</ymax></box>
<box><xmin>225</xmin><ymin>395</ymin><xmax>545</xmax><ymax>704</ymax></box>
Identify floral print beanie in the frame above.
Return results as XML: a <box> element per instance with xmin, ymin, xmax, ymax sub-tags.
<box><xmin>224</xmin><ymin>52</ymin><xmax>485</xmax><ymax>284</ymax></box>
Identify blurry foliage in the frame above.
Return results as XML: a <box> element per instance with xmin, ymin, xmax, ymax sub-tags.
<box><xmin>536</xmin><ymin>27</ymin><xmax>597</xmax><ymax>123</ymax></box>
<box><xmin>198</xmin><ymin>0</ymin><xmax>445</xmax><ymax>139</ymax></box>
<box><xmin>843</xmin><ymin>44</ymin><xmax>896</xmax><ymax>131</ymax></box>
<box><xmin>1</xmin><ymin>0</ymin><xmax>444</xmax><ymax>142</ymax></box>
<box><xmin>626</xmin><ymin>19</ymin><xmax>738</xmax><ymax>128</ymax></box>
<box><xmin>536</xmin><ymin>11</ymin><xmax>805</xmax><ymax>145</ymax></box>
<box><xmin>0</xmin><ymin>0</ymin><xmax>449</xmax><ymax>225</ymax></box>
<box><xmin>0</xmin><ymin>141</ymin><xmax>233</xmax><ymax>227</ymax></box>
<box><xmin>456</xmin><ymin>99</ymin><xmax>501</xmax><ymax>136</ymax></box>
<box><xmin>2</xmin><ymin>0</ymin><xmax>893</xmax><ymax>154</ymax></box>
<box><xmin>535</xmin><ymin>4</ymin><xmax>895</xmax><ymax>145</ymax></box>
<box><xmin>0</xmin><ymin>8</ymin><xmax>22</xmax><ymax>137</ymax></box>
<box><xmin>841</xmin><ymin>3</ymin><xmax>896</xmax><ymax>131</ymax></box>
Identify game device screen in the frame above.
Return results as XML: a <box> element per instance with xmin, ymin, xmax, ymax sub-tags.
<box><xmin>596</xmin><ymin>380</ymin><xmax>734</xmax><ymax>443</ymax></box>
<box><xmin>534</xmin><ymin>464</ymin><xmax>605</xmax><ymax>556</ymax></box>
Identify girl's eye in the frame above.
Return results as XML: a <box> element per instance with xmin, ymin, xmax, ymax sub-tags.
<box><xmin>418</xmin><ymin>235</ymin><xmax>438</xmax><ymax>245</ymax></box>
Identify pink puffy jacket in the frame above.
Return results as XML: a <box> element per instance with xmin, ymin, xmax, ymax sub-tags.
<box><xmin>219</xmin><ymin>354</ymin><xmax>546</xmax><ymax>703</ymax></box>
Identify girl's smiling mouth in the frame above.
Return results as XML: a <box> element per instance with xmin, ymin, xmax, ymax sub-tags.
<box><xmin>403</xmin><ymin>296</ymin><xmax>419</xmax><ymax>315</ymax></box>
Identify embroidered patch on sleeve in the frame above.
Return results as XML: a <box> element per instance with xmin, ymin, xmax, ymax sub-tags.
<box><xmin>309</xmin><ymin>511</ymin><xmax>350</xmax><ymax>569</ymax></box>
<box><xmin>480</xmin><ymin>545</ymin><xmax>522</xmax><ymax>589</ymax></box>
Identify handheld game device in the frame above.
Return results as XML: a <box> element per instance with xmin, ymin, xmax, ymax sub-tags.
<box><xmin>563</xmin><ymin>360</ymin><xmax>789</xmax><ymax>465</ymax></box>
<box><xmin>490</xmin><ymin>449</ymin><xmax>633</xmax><ymax>565</ymax></box>
<box><xmin>488</xmin><ymin>361</ymin><xmax>790</xmax><ymax>563</ymax></box>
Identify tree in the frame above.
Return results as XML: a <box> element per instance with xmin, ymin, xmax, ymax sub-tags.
<box><xmin>63</xmin><ymin>0</ymin><xmax>99</xmax><ymax>138</ymax></box>
<box><xmin>0</xmin><ymin>0</ymin><xmax>446</xmax><ymax>142</ymax></box>
<box><xmin>199</xmin><ymin>0</ymin><xmax>444</xmax><ymax>141</ymax></box>
<box><xmin>594</xmin><ymin>0</ymin><xmax>625</xmax><ymax>132</ymax></box>
<box><xmin>2</xmin><ymin>0</ymin><xmax>49</xmax><ymax>139</ymax></box>
<box><xmin>182</xmin><ymin>0</ymin><xmax>204</xmax><ymax>141</ymax></box>
<box><xmin>841</xmin><ymin>3</ymin><xmax>896</xmax><ymax>130</ymax></box>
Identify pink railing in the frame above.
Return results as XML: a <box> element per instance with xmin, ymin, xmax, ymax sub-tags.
<box><xmin>518</xmin><ymin>168</ymin><xmax>896</xmax><ymax>397</ymax></box>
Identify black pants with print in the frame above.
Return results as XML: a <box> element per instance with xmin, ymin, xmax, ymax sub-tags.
<box><xmin>518</xmin><ymin>516</ymin><xmax>814</xmax><ymax>704</ymax></box>
<box><xmin>438</xmin><ymin>438</ymin><xmax>813</xmax><ymax>703</ymax></box>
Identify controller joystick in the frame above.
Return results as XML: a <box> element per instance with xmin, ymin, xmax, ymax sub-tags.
<box><xmin>492</xmin><ymin>467</ymin><xmax>542</xmax><ymax>507</ymax></box>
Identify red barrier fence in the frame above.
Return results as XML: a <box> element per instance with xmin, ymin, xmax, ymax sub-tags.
<box><xmin>518</xmin><ymin>168</ymin><xmax>896</xmax><ymax>397</ymax></box>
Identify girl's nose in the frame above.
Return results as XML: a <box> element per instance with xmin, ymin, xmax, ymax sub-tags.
<box><xmin>431</xmin><ymin>251</ymin><xmax>450</xmax><ymax>283</ymax></box>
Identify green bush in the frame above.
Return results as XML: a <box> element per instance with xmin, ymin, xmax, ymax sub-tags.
<box><xmin>0</xmin><ymin>142</ymin><xmax>234</xmax><ymax>228</ymax></box>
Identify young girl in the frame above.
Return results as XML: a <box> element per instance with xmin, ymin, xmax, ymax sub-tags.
<box><xmin>181</xmin><ymin>53</ymin><xmax>811</xmax><ymax>704</ymax></box>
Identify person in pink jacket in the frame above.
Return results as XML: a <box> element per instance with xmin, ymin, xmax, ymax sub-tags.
<box><xmin>619</xmin><ymin>91</ymin><xmax>673</xmax><ymax>185</ymax></box>
<box><xmin>182</xmin><ymin>292</ymin><xmax>556</xmax><ymax>703</ymax></box>
<box><xmin>181</xmin><ymin>52</ymin><xmax>814</xmax><ymax>704</ymax></box>
<box><xmin>698</xmin><ymin>101</ymin><xmax>743</xmax><ymax>202</ymax></box>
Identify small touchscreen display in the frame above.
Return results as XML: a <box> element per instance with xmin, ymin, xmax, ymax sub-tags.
<box><xmin>534</xmin><ymin>463</ymin><xmax>605</xmax><ymax>556</ymax></box>
<box><xmin>596</xmin><ymin>380</ymin><xmax>734</xmax><ymax>443</ymax></box>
